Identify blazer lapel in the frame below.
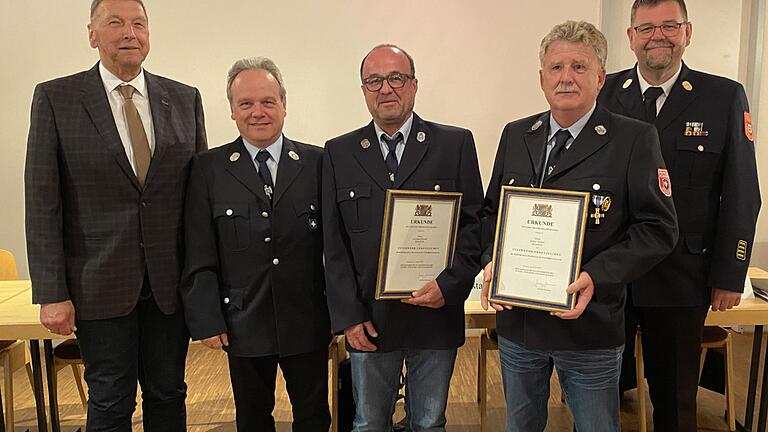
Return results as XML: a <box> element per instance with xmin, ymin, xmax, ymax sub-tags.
<box><xmin>616</xmin><ymin>67</ymin><xmax>645</xmax><ymax>119</ymax></box>
<box><xmin>80</xmin><ymin>63</ymin><xmax>140</xmax><ymax>191</ymax></box>
<box><xmin>549</xmin><ymin>108</ymin><xmax>610</xmax><ymax>178</ymax></box>
<box><xmin>144</xmin><ymin>71</ymin><xmax>172</xmax><ymax>189</ymax></box>
<box><xmin>351</xmin><ymin>122</ymin><xmax>392</xmax><ymax>191</ymax></box>
<box><xmin>393</xmin><ymin>114</ymin><xmax>429</xmax><ymax>188</ymax></box>
<box><xmin>655</xmin><ymin>63</ymin><xmax>698</xmax><ymax>132</ymax></box>
<box><xmin>223</xmin><ymin>138</ymin><xmax>271</xmax><ymax>206</ymax></box>
<box><xmin>523</xmin><ymin>113</ymin><xmax>549</xmax><ymax>186</ymax></box>
<box><xmin>272</xmin><ymin>137</ymin><xmax>303</xmax><ymax>207</ymax></box>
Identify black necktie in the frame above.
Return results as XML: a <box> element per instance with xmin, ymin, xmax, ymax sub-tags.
<box><xmin>643</xmin><ymin>86</ymin><xmax>664</xmax><ymax>122</ymax></box>
<box><xmin>382</xmin><ymin>132</ymin><xmax>403</xmax><ymax>180</ymax></box>
<box><xmin>255</xmin><ymin>151</ymin><xmax>274</xmax><ymax>202</ymax></box>
<box><xmin>544</xmin><ymin>129</ymin><xmax>572</xmax><ymax>181</ymax></box>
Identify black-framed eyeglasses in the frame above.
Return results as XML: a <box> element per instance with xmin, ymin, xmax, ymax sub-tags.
<box><xmin>362</xmin><ymin>72</ymin><xmax>414</xmax><ymax>92</ymax></box>
<box><xmin>633</xmin><ymin>22</ymin><xmax>688</xmax><ymax>38</ymax></box>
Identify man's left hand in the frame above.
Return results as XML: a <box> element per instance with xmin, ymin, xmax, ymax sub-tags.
<box><xmin>711</xmin><ymin>288</ymin><xmax>741</xmax><ymax>312</ymax></box>
<box><xmin>402</xmin><ymin>280</ymin><xmax>445</xmax><ymax>308</ymax></box>
<box><xmin>553</xmin><ymin>271</ymin><xmax>594</xmax><ymax>320</ymax></box>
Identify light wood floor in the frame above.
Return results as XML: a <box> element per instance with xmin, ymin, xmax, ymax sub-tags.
<box><xmin>2</xmin><ymin>329</ymin><xmax>765</xmax><ymax>431</ymax></box>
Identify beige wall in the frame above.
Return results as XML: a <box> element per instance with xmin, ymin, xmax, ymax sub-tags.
<box><xmin>2</xmin><ymin>0</ymin><xmax>765</xmax><ymax>277</ymax></box>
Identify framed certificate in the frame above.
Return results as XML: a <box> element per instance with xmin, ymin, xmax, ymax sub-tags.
<box><xmin>375</xmin><ymin>190</ymin><xmax>462</xmax><ymax>300</ymax></box>
<box><xmin>489</xmin><ymin>186</ymin><xmax>589</xmax><ymax>312</ymax></box>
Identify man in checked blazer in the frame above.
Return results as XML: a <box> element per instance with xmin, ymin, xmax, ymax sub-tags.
<box><xmin>24</xmin><ymin>0</ymin><xmax>206</xmax><ymax>430</ymax></box>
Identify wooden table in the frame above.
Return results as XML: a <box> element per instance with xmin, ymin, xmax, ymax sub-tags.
<box><xmin>464</xmin><ymin>267</ymin><xmax>768</xmax><ymax>432</ymax></box>
<box><xmin>0</xmin><ymin>280</ymin><xmax>74</xmax><ymax>432</ymax></box>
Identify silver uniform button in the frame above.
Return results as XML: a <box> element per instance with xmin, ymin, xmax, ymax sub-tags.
<box><xmin>349</xmin><ymin>191</ymin><xmax>355</xmax><ymax>198</ymax></box>
<box><xmin>310</xmin><ymin>204</ymin><xmax>316</xmax><ymax>211</ymax></box>
<box><xmin>264</xmin><ymin>237</ymin><xmax>272</xmax><ymax>243</ymax></box>
<box><xmin>223</xmin><ymin>297</ymin><xmax>230</xmax><ymax>304</ymax></box>
<box><xmin>226</xmin><ymin>209</ymin><xmax>233</xmax><ymax>216</ymax></box>
<box><xmin>697</xmin><ymin>145</ymin><xmax>704</xmax><ymax>152</ymax></box>
<box><xmin>592</xmin><ymin>183</ymin><xmax>601</xmax><ymax>191</ymax></box>
<box><xmin>434</xmin><ymin>184</ymin><xmax>441</xmax><ymax>191</ymax></box>
<box><xmin>509</xmin><ymin>178</ymin><xmax>515</xmax><ymax>185</ymax></box>
<box><xmin>262</xmin><ymin>211</ymin><xmax>269</xmax><ymax>218</ymax></box>
<box><xmin>272</xmin><ymin>258</ymin><xmax>280</xmax><ymax>265</ymax></box>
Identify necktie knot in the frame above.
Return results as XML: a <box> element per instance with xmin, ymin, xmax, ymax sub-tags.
<box><xmin>382</xmin><ymin>132</ymin><xmax>403</xmax><ymax>152</ymax></box>
<box><xmin>643</xmin><ymin>86</ymin><xmax>664</xmax><ymax>103</ymax></box>
<box><xmin>643</xmin><ymin>86</ymin><xmax>664</xmax><ymax>122</ymax></box>
<box><xmin>255</xmin><ymin>150</ymin><xmax>271</xmax><ymax>164</ymax></box>
<box><xmin>118</xmin><ymin>84</ymin><xmax>136</xmax><ymax>100</ymax></box>
<box><xmin>553</xmin><ymin>129</ymin><xmax>572</xmax><ymax>150</ymax></box>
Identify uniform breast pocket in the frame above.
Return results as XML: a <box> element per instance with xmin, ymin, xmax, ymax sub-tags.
<box><xmin>294</xmin><ymin>199</ymin><xmax>321</xmax><ymax>233</ymax></box>
<box><xmin>566</xmin><ymin>177</ymin><xmax>621</xmax><ymax>231</ymax></box>
<box><xmin>411</xmin><ymin>179</ymin><xmax>456</xmax><ymax>192</ymax></box>
<box><xmin>674</xmin><ymin>138</ymin><xmax>723</xmax><ymax>189</ymax></box>
<box><xmin>213</xmin><ymin>203</ymin><xmax>251</xmax><ymax>251</ymax></box>
<box><xmin>502</xmin><ymin>172</ymin><xmax>535</xmax><ymax>188</ymax></box>
<box><xmin>336</xmin><ymin>184</ymin><xmax>371</xmax><ymax>233</ymax></box>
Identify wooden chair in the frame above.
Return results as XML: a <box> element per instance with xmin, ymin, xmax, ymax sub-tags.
<box><xmin>52</xmin><ymin>339</ymin><xmax>88</xmax><ymax>411</ymax></box>
<box><xmin>0</xmin><ymin>249</ymin><xmax>31</xmax><ymax>430</ymax></box>
<box><xmin>635</xmin><ymin>326</ymin><xmax>735</xmax><ymax>432</ymax></box>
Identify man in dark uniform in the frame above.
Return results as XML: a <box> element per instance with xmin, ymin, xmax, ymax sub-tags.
<box><xmin>481</xmin><ymin>21</ymin><xmax>678</xmax><ymax>431</ymax></box>
<box><xmin>323</xmin><ymin>44</ymin><xmax>483</xmax><ymax>431</ymax></box>
<box><xmin>181</xmin><ymin>57</ymin><xmax>331</xmax><ymax>431</ymax></box>
<box><xmin>598</xmin><ymin>1</ymin><xmax>761</xmax><ymax>429</ymax></box>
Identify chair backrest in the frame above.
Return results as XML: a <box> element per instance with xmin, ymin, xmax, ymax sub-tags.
<box><xmin>0</xmin><ymin>249</ymin><xmax>19</xmax><ymax>281</ymax></box>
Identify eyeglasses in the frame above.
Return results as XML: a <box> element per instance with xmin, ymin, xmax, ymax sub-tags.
<box><xmin>362</xmin><ymin>72</ymin><xmax>414</xmax><ymax>92</ymax></box>
<box><xmin>633</xmin><ymin>22</ymin><xmax>687</xmax><ymax>38</ymax></box>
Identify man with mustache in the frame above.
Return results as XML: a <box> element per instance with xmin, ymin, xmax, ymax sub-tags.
<box><xmin>598</xmin><ymin>1</ymin><xmax>760</xmax><ymax>429</ymax></box>
<box><xmin>24</xmin><ymin>0</ymin><xmax>207</xmax><ymax>430</ymax></box>
<box><xmin>323</xmin><ymin>44</ymin><xmax>483</xmax><ymax>431</ymax></box>
<box><xmin>480</xmin><ymin>21</ymin><xmax>677</xmax><ymax>431</ymax></box>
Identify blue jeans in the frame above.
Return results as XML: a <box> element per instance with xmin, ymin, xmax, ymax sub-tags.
<box><xmin>349</xmin><ymin>349</ymin><xmax>457</xmax><ymax>432</ymax></box>
<box><xmin>498</xmin><ymin>336</ymin><xmax>622</xmax><ymax>432</ymax></box>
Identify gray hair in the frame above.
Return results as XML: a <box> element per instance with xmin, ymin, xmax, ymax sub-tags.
<box><xmin>90</xmin><ymin>0</ymin><xmax>147</xmax><ymax>20</ymax></box>
<box><xmin>226</xmin><ymin>57</ymin><xmax>287</xmax><ymax>103</ymax></box>
<box><xmin>539</xmin><ymin>20</ymin><xmax>608</xmax><ymax>69</ymax></box>
<box><xmin>360</xmin><ymin>44</ymin><xmax>416</xmax><ymax>80</ymax></box>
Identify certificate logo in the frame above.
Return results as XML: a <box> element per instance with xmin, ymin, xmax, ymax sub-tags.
<box><xmin>531</xmin><ymin>204</ymin><xmax>553</xmax><ymax>218</ymax></box>
<box><xmin>414</xmin><ymin>204</ymin><xmax>432</xmax><ymax>217</ymax></box>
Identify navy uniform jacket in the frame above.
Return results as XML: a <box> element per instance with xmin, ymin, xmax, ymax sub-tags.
<box><xmin>323</xmin><ymin>113</ymin><xmax>483</xmax><ymax>352</ymax></box>
<box><xmin>598</xmin><ymin>64</ymin><xmax>761</xmax><ymax>306</ymax></box>
<box><xmin>481</xmin><ymin>107</ymin><xmax>678</xmax><ymax>350</ymax></box>
<box><xmin>181</xmin><ymin>137</ymin><xmax>331</xmax><ymax>357</ymax></box>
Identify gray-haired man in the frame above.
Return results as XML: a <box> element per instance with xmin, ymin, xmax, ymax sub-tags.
<box><xmin>180</xmin><ymin>57</ymin><xmax>331</xmax><ymax>431</ymax></box>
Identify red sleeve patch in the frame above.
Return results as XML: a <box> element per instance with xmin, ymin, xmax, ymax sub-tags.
<box><xmin>745</xmin><ymin>112</ymin><xmax>754</xmax><ymax>142</ymax></box>
<box><xmin>658</xmin><ymin>169</ymin><xmax>672</xmax><ymax>197</ymax></box>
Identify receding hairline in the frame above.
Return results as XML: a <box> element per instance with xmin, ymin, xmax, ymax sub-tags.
<box><xmin>359</xmin><ymin>44</ymin><xmax>416</xmax><ymax>79</ymax></box>
<box><xmin>90</xmin><ymin>0</ymin><xmax>148</xmax><ymax>21</ymax></box>
<box><xmin>630</xmin><ymin>0</ymin><xmax>688</xmax><ymax>24</ymax></box>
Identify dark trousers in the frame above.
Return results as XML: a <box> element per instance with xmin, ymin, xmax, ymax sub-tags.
<box><xmin>620</xmin><ymin>294</ymin><xmax>709</xmax><ymax>432</ymax></box>
<box><xmin>228</xmin><ymin>349</ymin><xmax>330</xmax><ymax>432</ymax></box>
<box><xmin>75</xmin><ymin>292</ymin><xmax>189</xmax><ymax>432</ymax></box>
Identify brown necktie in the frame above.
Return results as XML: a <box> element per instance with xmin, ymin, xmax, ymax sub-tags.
<box><xmin>118</xmin><ymin>84</ymin><xmax>151</xmax><ymax>187</ymax></box>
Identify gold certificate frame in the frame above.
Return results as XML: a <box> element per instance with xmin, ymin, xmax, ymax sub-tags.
<box><xmin>489</xmin><ymin>186</ymin><xmax>589</xmax><ymax>312</ymax></box>
<box><xmin>375</xmin><ymin>189</ymin><xmax>462</xmax><ymax>300</ymax></box>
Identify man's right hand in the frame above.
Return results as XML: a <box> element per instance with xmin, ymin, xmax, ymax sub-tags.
<box><xmin>40</xmin><ymin>300</ymin><xmax>76</xmax><ymax>336</ymax></box>
<box><xmin>344</xmin><ymin>321</ymin><xmax>378</xmax><ymax>352</ymax></box>
<box><xmin>201</xmin><ymin>333</ymin><xmax>229</xmax><ymax>350</ymax></box>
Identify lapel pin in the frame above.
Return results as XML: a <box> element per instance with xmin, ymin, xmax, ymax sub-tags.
<box><xmin>622</xmin><ymin>78</ymin><xmax>633</xmax><ymax>89</ymax></box>
<box><xmin>289</xmin><ymin>150</ymin><xmax>299</xmax><ymax>160</ymax></box>
<box><xmin>416</xmin><ymin>131</ymin><xmax>426</xmax><ymax>142</ymax></box>
<box><xmin>230</xmin><ymin>152</ymin><xmax>240</xmax><ymax>162</ymax></box>
<box><xmin>531</xmin><ymin>120</ymin><xmax>542</xmax><ymax>131</ymax></box>
<box><xmin>682</xmin><ymin>81</ymin><xmax>693</xmax><ymax>91</ymax></box>
<box><xmin>360</xmin><ymin>138</ymin><xmax>370</xmax><ymax>149</ymax></box>
<box><xmin>595</xmin><ymin>125</ymin><xmax>607</xmax><ymax>135</ymax></box>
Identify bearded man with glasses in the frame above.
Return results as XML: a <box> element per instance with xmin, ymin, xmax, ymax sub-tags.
<box><xmin>323</xmin><ymin>44</ymin><xmax>483</xmax><ymax>431</ymax></box>
<box><xmin>598</xmin><ymin>1</ymin><xmax>760</xmax><ymax>430</ymax></box>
